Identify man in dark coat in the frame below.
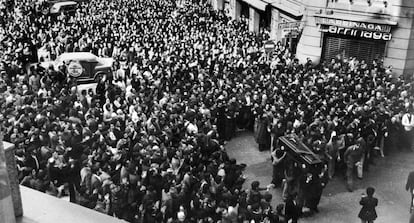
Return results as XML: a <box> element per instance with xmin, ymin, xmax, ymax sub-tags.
<box><xmin>285</xmin><ymin>193</ymin><xmax>300</xmax><ymax>223</ymax></box>
<box><xmin>216</xmin><ymin>99</ymin><xmax>226</xmax><ymax>141</ymax></box>
<box><xmin>306</xmin><ymin>164</ymin><xmax>329</xmax><ymax>214</ymax></box>
<box><xmin>358</xmin><ymin>187</ymin><xmax>378</xmax><ymax>223</ymax></box>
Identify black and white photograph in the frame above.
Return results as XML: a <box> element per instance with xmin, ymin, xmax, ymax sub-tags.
<box><xmin>0</xmin><ymin>0</ymin><xmax>413</xmax><ymax>222</ymax></box>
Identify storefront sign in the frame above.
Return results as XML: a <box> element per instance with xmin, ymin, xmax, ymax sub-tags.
<box><xmin>315</xmin><ymin>17</ymin><xmax>392</xmax><ymax>33</ymax></box>
<box><xmin>320</xmin><ymin>25</ymin><xmax>392</xmax><ymax>41</ymax></box>
<box><xmin>264</xmin><ymin>40</ymin><xmax>276</xmax><ymax>52</ymax></box>
<box><xmin>278</xmin><ymin>22</ymin><xmax>303</xmax><ymax>39</ymax></box>
<box><xmin>278</xmin><ymin>21</ymin><xmax>303</xmax><ymax>30</ymax></box>
<box><xmin>281</xmin><ymin>29</ymin><xmax>300</xmax><ymax>38</ymax></box>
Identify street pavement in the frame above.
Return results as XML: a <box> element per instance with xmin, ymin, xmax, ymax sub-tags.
<box><xmin>226</xmin><ymin>131</ymin><xmax>413</xmax><ymax>223</ymax></box>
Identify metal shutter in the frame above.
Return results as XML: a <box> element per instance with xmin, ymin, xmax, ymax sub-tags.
<box><xmin>323</xmin><ymin>35</ymin><xmax>386</xmax><ymax>63</ymax></box>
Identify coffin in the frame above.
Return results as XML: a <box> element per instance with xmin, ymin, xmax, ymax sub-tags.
<box><xmin>278</xmin><ymin>134</ymin><xmax>322</xmax><ymax>165</ymax></box>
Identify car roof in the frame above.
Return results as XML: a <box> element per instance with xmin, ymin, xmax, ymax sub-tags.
<box><xmin>52</xmin><ymin>1</ymin><xmax>77</xmax><ymax>7</ymax></box>
<box><xmin>57</xmin><ymin>52</ymin><xmax>98</xmax><ymax>62</ymax></box>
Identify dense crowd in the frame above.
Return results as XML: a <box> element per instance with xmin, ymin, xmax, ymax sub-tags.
<box><xmin>1</xmin><ymin>0</ymin><xmax>414</xmax><ymax>222</ymax></box>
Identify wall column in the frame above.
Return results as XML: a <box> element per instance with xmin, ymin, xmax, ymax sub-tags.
<box><xmin>249</xmin><ymin>7</ymin><xmax>260</xmax><ymax>33</ymax></box>
<box><xmin>216</xmin><ymin>0</ymin><xmax>224</xmax><ymax>10</ymax></box>
<box><xmin>270</xmin><ymin>8</ymin><xmax>280</xmax><ymax>40</ymax></box>
<box><xmin>229</xmin><ymin>0</ymin><xmax>241</xmax><ymax>20</ymax></box>
<box><xmin>295</xmin><ymin>16</ymin><xmax>323</xmax><ymax>64</ymax></box>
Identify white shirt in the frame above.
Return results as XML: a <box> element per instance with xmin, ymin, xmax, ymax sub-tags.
<box><xmin>185</xmin><ymin>121</ymin><xmax>198</xmax><ymax>135</ymax></box>
<box><xmin>402</xmin><ymin>113</ymin><xmax>414</xmax><ymax>131</ymax></box>
<box><xmin>245</xmin><ymin>96</ymin><xmax>251</xmax><ymax>106</ymax></box>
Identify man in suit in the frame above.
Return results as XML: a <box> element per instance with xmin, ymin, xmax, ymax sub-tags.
<box><xmin>285</xmin><ymin>193</ymin><xmax>300</xmax><ymax>223</ymax></box>
<box><xmin>406</xmin><ymin>171</ymin><xmax>414</xmax><ymax>212</ymax></box>
<box><xmin>24</xmin><ymin>147</ymin><xmax>41</xmax><ymax>175</ymax></box>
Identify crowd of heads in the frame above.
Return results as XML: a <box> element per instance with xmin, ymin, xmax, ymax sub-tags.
<box><xmin>0</xmin><ymin>0</ymin><xmax>414</xmax><ymax>222</ymax></box>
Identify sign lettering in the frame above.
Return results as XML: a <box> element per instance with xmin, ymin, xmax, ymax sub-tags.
<box><xmin>278</xmin><ymin>21</ymin><xmax>303</xmax><ymax>30</ymax></box>
<box><xmin>315</xmin><ymin>17</ymin><xmax>392</xmax><ymax>33</ymax></box>
<box><xmin>321</xmin><ymin>25</ymin><xmax>392</xmax><ymax>41</ymax></box>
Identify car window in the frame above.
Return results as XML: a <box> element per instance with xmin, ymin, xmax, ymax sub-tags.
<box><xmin>64</xmin><ymin>5</ymin><xmax>76</xmax><ymax>11</ymax></box>
<box><xmin>79</xmin><ymin>61</ymin><xmax>97</xmax><ymax>79</ymax></box>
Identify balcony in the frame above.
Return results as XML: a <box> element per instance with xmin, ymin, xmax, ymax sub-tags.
<box><xmin>17</xmin><ymin>186</ymin><xmax>126</xmax><ymax>223</ymax></box>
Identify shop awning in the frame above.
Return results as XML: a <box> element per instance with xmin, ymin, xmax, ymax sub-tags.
<box><xmin>241</xmin><ymin>0</ymin><xmax>268</xmax><ymax>11</ymax></box>
<box><xmin>271</xmin><ymin>2</ymin><xmax>303</xmax><ymax>17</ymax></box>
<box><xmin>313</xmin><ymin>13</ymin><xmax>397</xmax><ymax>26</ymax></box>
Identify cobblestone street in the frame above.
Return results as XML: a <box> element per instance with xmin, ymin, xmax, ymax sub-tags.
<box><xmin>226</xmin><ymin>132</ymin><xmax>413</xmax><ymax>223</ymax></box>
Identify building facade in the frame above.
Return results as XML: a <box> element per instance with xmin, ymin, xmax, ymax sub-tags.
<box><xmin>296</xmin><ymin>0</ymin><xmax>414</xmax><ymax>76</ymax></box>
<box><xmin>211</xmin><ymin>0</ymin><xmax>414</xmax><ymax>76</ymax></box>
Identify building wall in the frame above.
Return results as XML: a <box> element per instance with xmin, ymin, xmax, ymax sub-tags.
<box><xmin>249</xmin><ymin>7</ymin><xmax>260</xmax><ymax>33</ymax></box>
<box><xmin>295</xmin><ymin>0</ymin><xmax>325</xmax><ymax>64</ymax></box>
<box><xmin>398</xmin><ymin>0</ymin><xmax>414</xmax><ymax>76</ymax></box>
<box><xmin>223</xmin><ymin>0</ymin><xmax>414</xmax><ymax>75</ymax></box>
<box><xmin>211</xmin><ymin>0</ymin><xmax>224</xmax><ymax>11</ymax></box>
<box><xmin>296</xmin><ymin>15</ymin><xmax>323</xmax><ymax>64</ymax></box>
<box><xmin>228</xmin><ymin>0</ymin><xmax>241</xmax><ymax>20</ymax></box>
<box><xmin>378</xmin><ymin>0</ymin><xmax>414</xmax><ymax>75</ymax></box>
<box><xmin>296</xmin><ymin>0</ymin><xmax>414</xmax><ymax>75</ymax></box>
<box><xmin>270</xmin><ymin>8</ymin><xmax>280</xmax><ymax>40</ymax></box>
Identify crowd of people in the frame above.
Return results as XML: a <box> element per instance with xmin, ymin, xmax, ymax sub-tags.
<box><xmin>1</xmin><ymin>0</ymin><xmax>414</xmax><ymax>222</ymax></box>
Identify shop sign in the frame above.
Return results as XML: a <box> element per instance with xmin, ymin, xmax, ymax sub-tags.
<box><xmin>264</xmin><ymin>40</ymin><xmax>276</xmax><ymax>52</ymax></box>
<box><xmin>281</xmin><ymin>29</ymin><xmax>300</xmax><ymax>38</ymax></box>
<box><xmin>320</xmin><ymin>25</ymin><xmax>392</xmax><ymax>41</ymax></box>
<box><xmin>315</xmin><ymin>17</ymin><xmax>391</xmax><ymax>33</ymax></box>
<box><xmin>278</xmin><ymin>21</ymin><xmax>303</xmax><ymax>30</ymax></box>
<box><xmin>279</xmin><ymin>22</ymin><xmax>303</xmax><ymax>39</ymax></box>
